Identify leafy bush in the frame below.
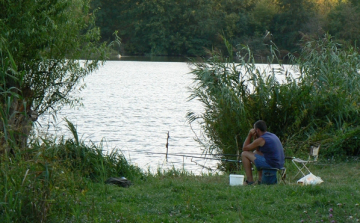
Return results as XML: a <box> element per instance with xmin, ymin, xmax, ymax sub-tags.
<box><xmin>188</xmin><ymin>35</ymin><xmax>360</xmax><ymax>171</ymax></box>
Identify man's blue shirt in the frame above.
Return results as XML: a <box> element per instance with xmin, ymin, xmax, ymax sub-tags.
<box><xmin>259</xmin><ymin>132</ymin><xmax>285</xmax><ymax>168</ymax></box>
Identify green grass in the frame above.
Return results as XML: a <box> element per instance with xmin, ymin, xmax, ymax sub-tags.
<box><xmin>1</xmin><ymin>118</ymin><xmax>359</xmax><ymax>223</ymax></box>
<box><xmin>1</xmin><ymin>132</ymin><xmax>359</xmax><ymax>223</ymax></box>
<box><xmin>52</xmin><ymin>160</ymin><xmax>360</xmax><ymax>223</ymax></box>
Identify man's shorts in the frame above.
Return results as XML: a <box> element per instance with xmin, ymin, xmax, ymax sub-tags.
<box><xmin>254</xmin><ymin>154</ymin><xmax>272</xmax><ymax>170</ymax></box>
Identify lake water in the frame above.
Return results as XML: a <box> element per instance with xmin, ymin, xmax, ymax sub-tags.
<box><xmin>36</xmin><ymin>60</ymin><xmax>220</xmax><ymax>175</ymax></box>
<box><xmin>36</xmin><ymin>60</ymin><xmax>292</xmax><ymax>175</ymax></box>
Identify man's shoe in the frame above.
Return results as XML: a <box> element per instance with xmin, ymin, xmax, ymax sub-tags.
<box><xmin>245</xmin><ymin>180</ymin><xmax>254</xmax><ymax>185</ymax></box>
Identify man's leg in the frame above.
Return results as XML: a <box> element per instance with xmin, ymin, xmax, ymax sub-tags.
<box><xmin>241</xmin><ymin>151</ymin><xmax>256</xmax><ymax>183</ymax></box>
<box><xmin>254</xmin><ymin>150</ymin><xmax>264</xmax><ymax>182</ymax></box>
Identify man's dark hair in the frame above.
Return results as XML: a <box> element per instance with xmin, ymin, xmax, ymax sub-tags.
<box><xmin>254</xmin><ymin>120</ymin><xmax>267</xmax><ymax>132</ymax></box>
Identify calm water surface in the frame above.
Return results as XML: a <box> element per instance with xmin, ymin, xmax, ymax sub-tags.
<box><xmin>37</xmin><ymin>60</ymin><xmax>219</xmax><ymax>174</ymax></box>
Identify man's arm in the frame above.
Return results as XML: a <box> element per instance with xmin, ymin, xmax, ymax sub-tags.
<box><xmin>242</xmin><ymin>129</ymin><xmax>265</xmax><ymax>151</ymax></box>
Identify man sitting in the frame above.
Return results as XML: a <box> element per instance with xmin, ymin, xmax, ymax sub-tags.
<box><xmin>241</xmin><ymin>120</ymin><xmax>285</xmax><ymax>185</ymax></box>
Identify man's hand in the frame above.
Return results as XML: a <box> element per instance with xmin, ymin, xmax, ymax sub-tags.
<box><xmin>249</xmin><ymin>128</ymin><xmax>255</xmax><ymax>135</ymax></box>
<box><xmin>249</xmin><ymin>129</ymin><xmax>257</xmax><ymax>139</ymax></box>
<box><xmin>243</xmin><ymin>130</ymin><xmax>265</xmax><ymax>151</ymax></box>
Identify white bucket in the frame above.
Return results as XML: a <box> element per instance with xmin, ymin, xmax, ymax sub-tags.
<box><xmin>229</xmin><ymin>174</ymin><xmax>244</xmax><ymax>186</ymax></box>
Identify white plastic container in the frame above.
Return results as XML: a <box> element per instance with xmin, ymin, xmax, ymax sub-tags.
<box><xmin>229</xmin><ymin>174</ymin><xmax>244</xmax><ymax>186</ymax></box>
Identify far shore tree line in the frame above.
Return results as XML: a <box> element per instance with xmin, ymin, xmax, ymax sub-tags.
<box><xmin>91</xmin><ymin>0</ymin><xmax>360</xmax><ymax>59</ymax></box>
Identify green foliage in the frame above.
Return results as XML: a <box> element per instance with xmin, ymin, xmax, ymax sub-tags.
<box><xmin>92</xmin><ymin>0</ymin><xmax>359</xmax><ymax>58</ymax></box>
<box><xmin>297</xmin><ymin>35</ymin><xmax>360</xmax><ymax>128</ymax></box>
<box><xmin>0</xmin><ymin>45</ymin><xmax>28</xmax><ymax>150</ymax></box>
<box><xmin>188</xmin><ymin>35</ymin><xmax>360</xmax><ymax>171</ymax></box>
<box><xmin>0</xmin><ymin>0</ymin><xmax>110</xmax><ymax>115</ymax></box>
<box><xmin>326</xmin><ymin>1</ymin><xmax>360</xmax><ymax>45</ymax></box>
<box><xmin>325</xmin><ymin>127</ymin><xmax>360</xmax><ymax>158</ymax></box>
<box><xmin>271</xmin><ymin>0</ymin><xmax>316</xmax><ymax>52</ymax></box>
<box><xmin>0</xmin><ymin>0</ymin><xmax>117</xmax><ymax>149</ymax></box>
<box><xmin>0</xmin><ymin>120</ymin><xmax>143</xmax><ymax>222</ymax></box>
<box><xmin>92</xmin><ymin>0</ymin><xmax>263</xmax><ymax>57</ymax></box>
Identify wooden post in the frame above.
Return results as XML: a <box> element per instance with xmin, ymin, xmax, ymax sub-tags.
<box><xmin>165</xmin><ymin>131</ymin><xmax>169</xmax><ymax>162</ymax></box>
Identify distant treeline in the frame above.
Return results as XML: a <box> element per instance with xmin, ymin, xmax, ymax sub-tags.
<box><xmin>91</xmin><ymin>0</ymin><xmax>360</xmax><ymax>58</ymax></box>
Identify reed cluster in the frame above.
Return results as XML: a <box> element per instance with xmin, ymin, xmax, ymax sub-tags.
<box><xmin>188</xmin><ymin>35</ymin><xmax>360</xmax><ymax>171</ymax></box>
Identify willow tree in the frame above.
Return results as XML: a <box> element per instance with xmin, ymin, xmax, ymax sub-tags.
<box><xmin>0</xmin><ymin>0</ymin><xmax>115</xmax><ymax>152</ymax></box>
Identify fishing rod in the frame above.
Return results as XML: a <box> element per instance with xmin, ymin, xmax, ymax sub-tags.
<box><xmin>161</xmin><ymin>129</ymin><xmax>242</xmax><ymax>163</ymax></box>
<box><xmin>144</xmin><ymin>151</ymin><xmax>242</xmax><ymax>163</ymax></box>
<box><xmin>163</xmin><ymin>152</ymin><xmax>241</xmax><ymax>157</ymax></box>
<box><xmin>146</xmin><ymin>151</ymin><xmax>242</xmax><ymax>172</ymax></box>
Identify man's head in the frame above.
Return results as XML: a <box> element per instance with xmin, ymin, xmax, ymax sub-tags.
<box><xmin>254</xmin><ymin>120</ymin><xmax>267</xmax><ymax>135</ymax></box>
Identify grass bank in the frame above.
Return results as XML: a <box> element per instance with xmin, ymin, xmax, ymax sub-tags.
<box><xmin>53</xmin><ymin>160</ymin><xmax>360</xmax><ymax>223</ymax></box>
<box><xmin>1</xmin><ymin>119</ymin><xmax>359</xmax><ymax>222</ymax></box>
